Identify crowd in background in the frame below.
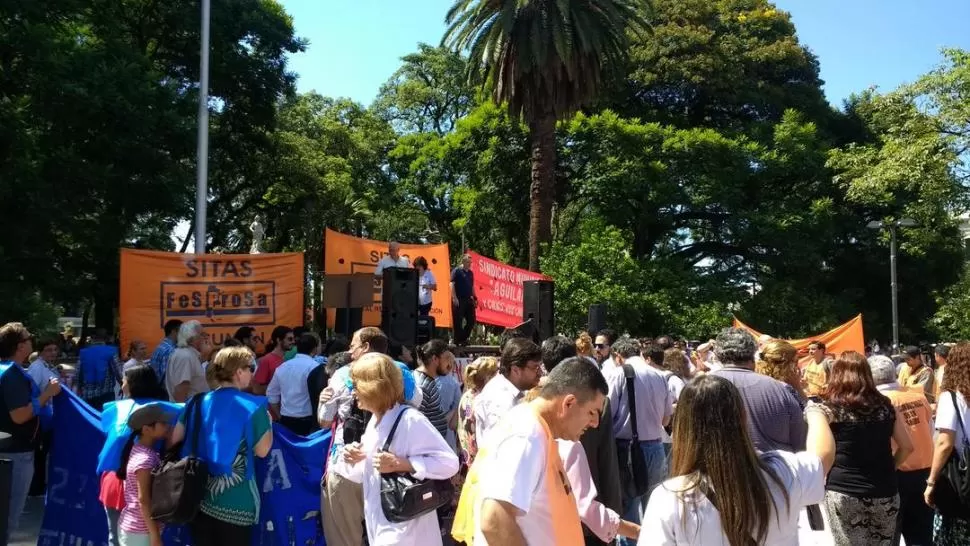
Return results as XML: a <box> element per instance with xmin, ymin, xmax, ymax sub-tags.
<box><xmin>2</xmin><ymin>316</ymin><xmax>969</xmax><ymax>546</ymax></box>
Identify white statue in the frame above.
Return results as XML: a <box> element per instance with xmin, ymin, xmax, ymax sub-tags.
<box><xmin>250</xmin><ymin>216</ymin><xmax>265</xmax><ymax>254</ymax></box>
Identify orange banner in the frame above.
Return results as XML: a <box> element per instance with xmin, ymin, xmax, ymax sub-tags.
<box><xmin>733</xmin><ymin>314</ymin><xmax>866</xmax><ymax>366</ymax></box>
<box><xmin>119</xmin><ymin>249</ymin><xmax>305</xmax><ymax>354</ymax></box>
<box><xmin>323</xmin><ymin>229</ymin><xmax>452</xmax><ymax>328</ymax></box>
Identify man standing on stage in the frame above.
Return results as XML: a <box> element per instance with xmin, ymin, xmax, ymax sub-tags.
<box><xmin>451</xmin><ymin>254</ymin><xmax>477</xmax><ymax>346</ymax></box>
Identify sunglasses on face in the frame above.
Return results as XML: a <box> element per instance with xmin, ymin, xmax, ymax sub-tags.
<box><xmin>595</xmin><ymin>344</ymin><xmax>608</xmax><ymax>349</ymax></box>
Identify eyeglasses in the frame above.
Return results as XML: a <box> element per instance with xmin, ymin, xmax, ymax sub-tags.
<box><xmin>594</xmin><ymin>344</ymin><xmax>608</xmax><ymax>349</ymax></box>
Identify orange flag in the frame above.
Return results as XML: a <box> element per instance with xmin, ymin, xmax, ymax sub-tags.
<box><xmin>733</xmin><ymin>314</ymin><xmax>866</xmax><ymax>367</ymax></box>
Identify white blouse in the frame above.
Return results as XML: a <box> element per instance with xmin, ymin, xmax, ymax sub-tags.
<box><xmin>343</xmin><ymin>404</ymin><xmax>460</xmax><ymax>546</ymax></box>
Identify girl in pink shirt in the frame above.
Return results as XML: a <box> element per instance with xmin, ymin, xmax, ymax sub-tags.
<box><xmin>117</xmin><ymin>404</ymin><xmax>175</xmax><ymax>546</ymax></box>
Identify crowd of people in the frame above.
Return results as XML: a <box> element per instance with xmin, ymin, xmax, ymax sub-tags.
<box><xmin>1</xmin><ymin>316</ymin><xmax>970</xmax><ymax>546</ymax></box>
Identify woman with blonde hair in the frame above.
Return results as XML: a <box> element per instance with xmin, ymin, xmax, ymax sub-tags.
<box><xmin>457</xmin><ymin>356</ymin><xmax>499</xmax><ymax>467</ymax></box>
<box><xmin>341</xmin><ymin>353</ymin><xmax>459</xmax><ymax>545</ymax></box>
<box><xmin>576</xmin><ymin>333</ymin><xmax>596</xmax><ymax>364</ymax></box>
<box><xmin>169</xmin><ymin>347</ymin><xmax>273</xmax><ymax>546</ymax></box>
<box><xmin>756</xmin><ymin>340</ymin><xmax>805</xmax><ymax>404</ymax></box>
<box><xmin>640</xmin><ymin>375</ymin><xmax>835</xmax><ymax>545</ymax></box>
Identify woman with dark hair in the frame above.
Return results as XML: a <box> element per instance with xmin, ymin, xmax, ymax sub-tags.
<box><xmin>413</xmin><ymin>256</ymin><xmax>437</xmax><ymax>316</ymax></box>
<box><xmin>926</xmin><ymin>342</ymin><xmax>970</xmax><ymax>544</ymax></box>
<box><xmin>816</xmin><ymin>351</ymin><xmax>914</xmax><ymax>545</ymax></box>
<box><xmin>640</xmin><ymin>374</ymin><xmax>835</xmax><ymax>545</ymax></box>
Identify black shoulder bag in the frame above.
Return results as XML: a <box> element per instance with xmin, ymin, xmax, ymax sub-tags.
<box><xmin>379</xmin><ymin>407</ymin><xmax>454</xmax><ymax>523</ymax></box>
<box><xmin>933</xmin><ymin>391</ymin><xmax>970</xmax><ymax>518</ymax></box>
<box><xmin>616</xmin><ymin>364</ymin><xmax>650</xmax><ymax>498</ymax></box>
<box><xmin>150</xmin><ymin>394</ymin><xmax>211</xmax><ymax>524</ymax></box>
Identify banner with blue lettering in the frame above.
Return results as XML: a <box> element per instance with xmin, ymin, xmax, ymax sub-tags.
<box><xmin>38</xmin><ymin>391</ymin><xmax>330</xmax><ymax>546</ymax></box>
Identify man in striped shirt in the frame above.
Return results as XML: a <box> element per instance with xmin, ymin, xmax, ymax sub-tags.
<box><xmin>413</xmin><ymin>339</ymin><xmax>453</xmax><ymax>438</ymax></box>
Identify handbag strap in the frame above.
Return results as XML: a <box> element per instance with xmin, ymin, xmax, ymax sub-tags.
<box><xmin>381</xmin><ymin>406</ymin><xmax>409</xmax><ymax>452</ymax></box>
<box><xmin>623</xmin><ymin>364</ymin><xmax>640</xmax><ymax>442</ymax></box>
<box><xmin>949</xmin><ymin>391</ymin><xmax>970</xmax><ymax>449</ymax></box>
<box><xmin>187</xmin><ymin>394</ymin><xmax>205</xmax><ymax>457</ymax></box>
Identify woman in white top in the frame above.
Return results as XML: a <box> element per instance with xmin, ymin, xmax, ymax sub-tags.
<box><xmin>341</xmin><ymin>353</ymin><xmax>459</xmax><ymax>546</ymax></box>
<box><xmin>926</xmin><ymin>342</ymin><xmax>970</xmax><ymax>543</ymax></box>
<box><xmin>639</xmin><ymin>374</ymin><xmax>835</xmax><ymax>546</ymax></box>
<box><xmin>413</xmin><ymin>256</ymin><xmax>437</xmax><ymax>316</ymax></box>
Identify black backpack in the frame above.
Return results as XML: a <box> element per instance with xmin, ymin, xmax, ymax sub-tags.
<box><xmin>343</xmin><ymin>398</ymin><xmax>372</xmax><ymax>445</ymax></box>
<box><xmin>150</xmin><ymin>394</ymin><xmax>210</xmax><ymax>524</ymax></box>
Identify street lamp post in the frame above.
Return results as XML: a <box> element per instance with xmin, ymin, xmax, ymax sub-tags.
<box><xmin>193</xmin><ymin>0</ymin><xmax>211</xmax><ymax>255</ymax></box>
<box><xmin>867</xmin><ymin>218</ymin><xmax>917</xmax><ymax>353</ymax></box>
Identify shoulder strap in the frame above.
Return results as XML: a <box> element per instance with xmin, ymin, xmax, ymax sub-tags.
<box><xmin>950</xmin><ymin>391</ymin><xmax>970</xmax><ymax>448</ymax></box>
<box><xmin>381</xmin><ymin>406</ymin><xmax>409</xmax><ymax>452</ymax></box>
<box><xmin>188</xmin><ymin>394</ymin><xmax>205</xmax><ymax>457</ymax></box>
<box><xmin>623</xmin><ymin>364</ymin><xmax>640</xmax><ymax>442</ymax></box>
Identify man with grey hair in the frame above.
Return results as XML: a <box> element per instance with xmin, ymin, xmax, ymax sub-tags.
<box><xmin>165</xmin><ymin>320</ymin><xmax>210</xmax><ymax>402</ymax></box>
<box><xmin>869</xmin><ymin>354</ymin><xmax>935</xmax><ymax>546</ymax></box>
<box><xmin>710</xmin><ymin>327</ymin><xmax>806</xmax><ymax>452</ymax></box>
<box><xmin>605</xmin><ymin>336</ymin><xmax>672</xmax><ymax>545</ymax></box>
<box><xmin>373</xmin><ymin>240</ymin><xmax>410</xmax><ymax>277</ymax></box>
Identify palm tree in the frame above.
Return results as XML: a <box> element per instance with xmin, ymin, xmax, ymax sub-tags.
<box><xmin>444</xmin><ymin>0</ymin><xmax>648</xmax><ymax>271</ymax></box>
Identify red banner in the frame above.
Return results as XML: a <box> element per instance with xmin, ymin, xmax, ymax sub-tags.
<box><xmin>468</xmin><ymin>251</ymin><xmax>551</xmax><ymax>328</ymax></box>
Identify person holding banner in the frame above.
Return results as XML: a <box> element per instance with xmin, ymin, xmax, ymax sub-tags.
<box><xmin>1</xmin><ymin>322</ymin><xmax>61</xmax><ymax>540</ymax></box>
<box><xmin>169</xmin><ymin>347</ymin><xmax>273</xmax><ymax>546</ymax></box>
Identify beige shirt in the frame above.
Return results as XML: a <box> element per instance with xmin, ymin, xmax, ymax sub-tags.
<box><xmin>165</xmin><ymin>347</ymin><xmax>209</xmax><ymax>401</ymax></box>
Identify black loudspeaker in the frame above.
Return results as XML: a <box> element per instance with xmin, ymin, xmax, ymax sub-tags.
<box><xmin>381</xmin><ymin>267</ymin><xmax>418</xmax><ymax>347</ymax></box>
<box><xmin>522</xmin><ymin>280</ymin><xmax>555</xmax><ymax>341</ymax></box>
<box><xmin>588</xmin><ymin>304</ymin><xmax>608</xmax><ymax>335</ymax></box>
<box><xmin>416</xmin><ymin>315</ymin><xmax>436</xmax><ymax>346</ymax></box>
<box><xmin>335</xmin><ymin>307</ymin><xmax>363</xmax><ymax>338</ymax></box>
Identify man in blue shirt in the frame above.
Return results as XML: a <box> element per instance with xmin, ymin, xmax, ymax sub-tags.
<box><xmin>74</xmin><ymin>329</ymin><xmax>120</xmax><ymax>411</ymax></box>
<box><xmin>149</xmin><ymin>319</ymin><xmax>181</xmax><ymax>385</ymax></box>
<box><xmin>450</xmin><ymin>254</ymin><xmax>477</xmax><ymax>345</ymax></box>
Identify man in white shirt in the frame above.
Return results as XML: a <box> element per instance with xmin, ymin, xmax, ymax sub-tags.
<box><xmin>595</xmin><ymin>329</ymin><xmax>618</xmax><ymax>371</ymax></box>
<box><xmin>373</xmin><ymin>241</ymin><xmax>410</xmax><ymax>277</ymax></box>
<box><xmin>165</xmin><ymin>320</ymin><xmax>210</xmax><ymax>402</ymax></box>
<box><xmin>474</xmin><ymin>357</ymin><xmax>609</xmax><ymax>545</ymax></box>
<box><xmin>605</xmin><ymin>337</ymin><xmax>672</xmax><ymax>546</ymax></box>
<box><xmin>27</xmin><ymin>338</ymin><xmax>60</xmax><ymax>388</ymax></box>
<box><xmin>268</xmin><ymin>332</ymin><xmax>323</xmax><ymax>436</ymax></box>
<box><xmin>474</xmin><ymin>337</ymin><xmax>543</xmax><ymax>446</ymax></box>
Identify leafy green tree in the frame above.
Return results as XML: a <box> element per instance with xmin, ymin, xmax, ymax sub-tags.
<box><xmin>444</xmin><ymin>0</ymin><xmax>649</xmax><ymax>271</ymax></box>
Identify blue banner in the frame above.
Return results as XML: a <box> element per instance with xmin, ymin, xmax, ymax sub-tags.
<box><xmin>38</xmin><ymin>391</ymin><xmax>331</xmax><ymax>546</ymax></box>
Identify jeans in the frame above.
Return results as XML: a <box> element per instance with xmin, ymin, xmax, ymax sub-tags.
<box><xmin>106</xmin><ymin>508</ymin><xmax>121</xmax><ymax>546</ymax></box>
<box><xmin>1</xmin><ymin>451</ymin><xmax>35</xmax><ymax>540</ymax></box>
<box><xmin>618</xmin><ymin>440</ymin><xmax>667</xmax><ymax>546</ymax></box>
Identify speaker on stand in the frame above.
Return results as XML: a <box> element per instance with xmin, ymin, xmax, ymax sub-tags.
<box><xmin>587</xmin><ymin>304</ymin><xmax>608</xmax><ymax>336</ymax></box>
<box><xmin>522</xmin><ymin>280</ymin><xmax>555</xmax><ymax>341</ymax></box>
<box><xmin>381</xmin><ymin>267</ymin><xmax>419</xmax><ymax>348</ymax></box>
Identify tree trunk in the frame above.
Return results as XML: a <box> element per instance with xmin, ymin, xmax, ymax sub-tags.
<box><xmin>528</xmin><ymin>113</ymin><xmax>557</xmax><ymax>272</ymax></box>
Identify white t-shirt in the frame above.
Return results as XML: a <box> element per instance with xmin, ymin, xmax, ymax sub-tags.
<box><xmin>474</xmin><ymin>404</ymin><xmax>555</xmax><ymax>545</ymax></box>
<box><xmin>374</xmin><ymin>255</ymin><xmax>410</xmax><ymax>277</ymax></box>
<box><xmin>267</xmin><ymin>354</ymin><xmax>320</xmax><ymax>418</ymax></box>
<box><xmin>937</xmin><ymin>390</ymin><xmax>970</xmax><ymax>456</ymax></box>
<box><xmin>639</xmin><ymin>451</ymin><xmax>825</xmax><ymax>546</ymax></box>
<box><xmin>418</xmin><ymin>269</ymin><xmax>437</xmax><ymax>306</ymax></box>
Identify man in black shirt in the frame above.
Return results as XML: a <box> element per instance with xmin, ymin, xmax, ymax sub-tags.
<box><xmin>450</xmin><ymin>254</ymin><xmax>477</xmax><ymax>345</ymax></box>
<box><xmin>0</xmin><ymin>322</ymin><xmax>61</xmax><ymax>538</ymax></box>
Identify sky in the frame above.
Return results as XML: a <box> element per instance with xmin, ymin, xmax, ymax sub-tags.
<box><xmin>279</xmin><ymin>0</ymin><xmax>970</xmax><ymax>107</ymax></box>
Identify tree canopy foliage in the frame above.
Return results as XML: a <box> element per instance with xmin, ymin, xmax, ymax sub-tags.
<box><xmin>2</xmin><ymin>0</ymin><xmax>968</xmax><ymax>344</ymax></box>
